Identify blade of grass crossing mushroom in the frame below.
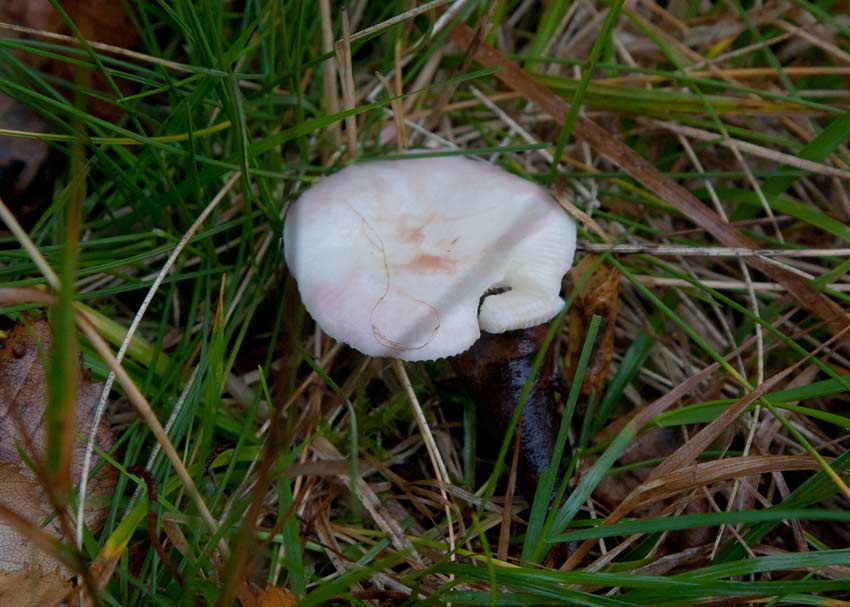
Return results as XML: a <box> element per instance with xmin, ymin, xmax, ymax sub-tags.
<box><xmin>497</xmin><ymin>409</ymin><xmax>523</xmax><ymax>562</ymax></box>
<box><xmin>473</xmin><ymin>251</ymin><xmax>599</xmax><ymax>516</ymax></box>
<box><xmin>522</xmin><ymin>315</ymin><xmax>601</xmax><ymax>564</ymax></box>
<box><xmin>473</xmin><ymin>309</ymin><xmax>563</xmax><ymax>510</ymax></box>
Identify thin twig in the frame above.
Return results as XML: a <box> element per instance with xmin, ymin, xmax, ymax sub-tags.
<box><xmin>577</xmin><ymin>243</ymin><xmax>850</xmax><ymax>257</ymax></box>
<box><xmin>346</xmin><ymin>0</ymin><xmax>455</xmax><ymax>43</ymax></box>
<box><xmin>0</xmin><ymin>21</ymin><xmax>209</xmax><ymax>75</ymax></box>
<box><xmin>648</xmin><ymin>119</ymin><xmax>850</xmax><ymax>181</ymax></box>
<box><xmin>631</xmin><ymin>276</ymin><xmax>850</xmax><ymax>292</ymax></box>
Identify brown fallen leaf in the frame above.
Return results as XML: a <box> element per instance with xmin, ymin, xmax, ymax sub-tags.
<box><xmin>0</xmin><ymin>0</ymin><xmax>139</xmax><ymax>217</ymax></box>
<box><xmin>0</xmin><ymin>0</ymin><xmax>137</xmax><ymax>68</ymax></box>
<box><xmin>257</xmin><ymin>585</ymin><xmax>297</xmax><ymax>607</ymax></box>
<box><xmin>0</xmin><ymin>317</ymin><xmax>117</xmax><ymax>607</ymax></box>
<box><xmin>0</xmin><ymin>2</ymin><xmax>58</xmax><ymax>215</ymax></box>
<box><xmin>564</xmin><ymin>255</ymin><xmax>620</xmax><ymax>399</ymax></box>
<box><xmin>0</xmin><ymin>465</ymin><xmax>76</xmax><ymax>607</ymax></box>
<box><xmin>0</xmin><ymin>1</ymin><xmax>60</xmax><ymax>47</ymax></box>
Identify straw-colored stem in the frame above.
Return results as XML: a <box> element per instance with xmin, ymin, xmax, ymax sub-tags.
<box><xmin>392</xmin><ymin>359</ymin><xmax>456</xmax><ymax>560</ymax></box>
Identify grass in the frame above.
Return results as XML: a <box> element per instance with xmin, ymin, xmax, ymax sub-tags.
<box><xmin>1</xmin><ymin>0</ymin><xmax>850</xmax><ymax>605</ymax></box>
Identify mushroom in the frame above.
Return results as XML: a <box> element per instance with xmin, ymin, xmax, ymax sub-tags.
<box><xmin>284</xmin><ymin>155</ymin><xmax>577</xmax><ymax>496</ymax></box>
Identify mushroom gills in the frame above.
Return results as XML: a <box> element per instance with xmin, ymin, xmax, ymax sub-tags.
<box><xmin>479</xmin><ymin>286</ymin><xmax>563</xmax><ymax>334</ymax></box>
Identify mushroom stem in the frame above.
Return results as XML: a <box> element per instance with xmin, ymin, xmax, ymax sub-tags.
<box><xmin>450</xmin><ymin>323</ymin><xmax>558</xmax><ymax>500</ymax></box>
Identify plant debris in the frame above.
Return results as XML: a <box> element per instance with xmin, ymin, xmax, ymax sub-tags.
<box><xmin>0</xmin><ymin>317</ymin><xmax>116</xmax><ymax>607</ymax></box>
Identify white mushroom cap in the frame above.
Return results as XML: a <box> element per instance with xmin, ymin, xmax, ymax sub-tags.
<box><xmin>284</xmin><ymin>155</ymin><xmax>576</xmax><ymax>361</ymax></box>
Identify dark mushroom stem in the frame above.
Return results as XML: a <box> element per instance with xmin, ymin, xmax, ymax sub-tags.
<box><xmin>450</xmin><ymin>322</ymin><xmax>558</xmax><ymax>500</ymax></box>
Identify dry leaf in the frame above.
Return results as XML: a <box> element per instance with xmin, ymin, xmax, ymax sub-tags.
<box><xmin>0</xmin><ymin>466</ymin><xmax>74</xmax><ymax>607</ymax></box>
<box><xmin>257</xmin><ymin>585</ymin><xmax>297</xmax><ymax>607</ymax></box>
<box><xmin>0</xmin><ymin>317</ymin><xmax>117</xmax><ymax>607</ymax></box>
<box><xmin>0</xmin><ymin>2</ymin><xmax>58</xmax><ymax>213</ymax></box>
<box><xmin>0</xmin><ymin>0</ymin><xmax>136</xmax><ymax>63</ymax></box>
<box><xmin>564</xmin><ymin>255</ymin><xmax>620</xmax><ymax>398</ymax></box>
<box><xmin>0</xmin><ymin>0</ymin><xmax>138</xmax><ymax>216</ymax></box>
<box><xmin>0</xmin><ymin>1</ymin><xmax>60</xmax><ymax>47</ymax></box>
